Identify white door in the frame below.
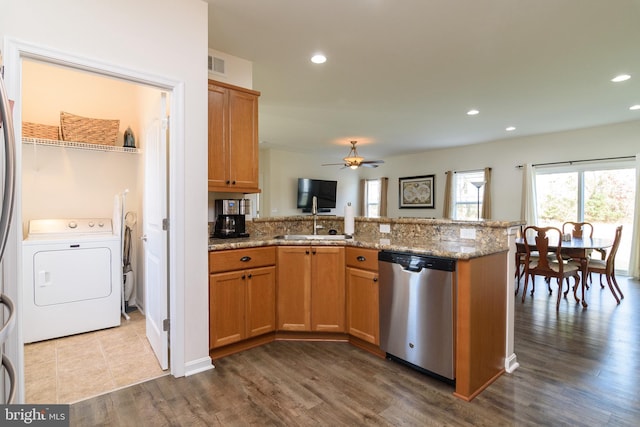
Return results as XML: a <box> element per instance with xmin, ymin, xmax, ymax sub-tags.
<box><xmin>143</xmin><ymin>92</ymin><xmax>169</xmax><ymax>369</ymax></box>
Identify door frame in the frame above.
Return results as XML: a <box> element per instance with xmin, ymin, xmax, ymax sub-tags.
<box><xmin>2</xmin><ymin>38</ymin><xmax>187</xmax><ymax>401</ymax></box>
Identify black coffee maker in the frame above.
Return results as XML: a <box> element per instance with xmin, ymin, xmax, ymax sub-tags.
<box><xmin>213</xmin><ymin>199</ymin><xmax>250</xmax><ymax>238</ymax></box>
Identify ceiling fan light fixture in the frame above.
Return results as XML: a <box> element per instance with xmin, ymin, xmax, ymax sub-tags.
<box><xmin>343</xmin><ymin>155</ymin><xmax>364</xmax><ymax>164</ymax></box>
<box><xmin>323</xmin><ymin>140</ymin><xmax>383</xmax><ymax>169</ymax></box>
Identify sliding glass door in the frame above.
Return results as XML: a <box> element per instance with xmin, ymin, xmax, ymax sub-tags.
<box><xmin>535</xmin><ymin>163</ymin><xmax>635</xmax><ymax>272</ymax></box>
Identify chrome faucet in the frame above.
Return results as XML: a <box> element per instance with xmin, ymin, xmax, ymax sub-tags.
<box><xmin>311</xmin><ymin>196</ymin><xmax>323</xmax><ymax>235</ymax></box>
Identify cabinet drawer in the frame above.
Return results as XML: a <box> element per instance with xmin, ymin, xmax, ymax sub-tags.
<box><xmin>345</xmin><ymin>247</ymin><xmax>379</xmax><ymax>271</ymax></box>
<box><xmin>209</xmin><ymin>247</ymin><xmax>276</xmax><ymax>273</ymax></box>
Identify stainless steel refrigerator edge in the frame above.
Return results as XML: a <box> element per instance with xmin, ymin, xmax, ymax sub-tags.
<box><xmin>378</xmin><ymin>251</ymin><xmax>456</xmax><ymax>382</ymax></box>
<box><xmin>0</xmin><ymin>72</ymin><xmax>18</xmax><ymax>403</ymax></box>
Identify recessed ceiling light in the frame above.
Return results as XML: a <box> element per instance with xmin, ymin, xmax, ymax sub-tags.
<box><xmin>506</xmin><ymin>126</ymin><xmax>516</xmax><ymax>131</ymax></box>
<box><xmin>630</xmin><ymin>104</ymin><xmax>640</xmax><ymax>111</ymax></box>
<box><xmin>467</xmin><ymin>109</ymin><xmax>479</xmax><ymax>116</ymax></box>
<box><xmin>311</xmin><ymin>54</ymin><xmax>327</xmax><ymax>64</ymax></box>
<box><xmin>611</xmin><ymin>74</ymin><xmax>631</xmax><ymax>82</ymax></box>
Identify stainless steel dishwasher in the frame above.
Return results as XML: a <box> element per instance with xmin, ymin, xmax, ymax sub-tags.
<box><xmin>378</xmin><ymin>250</ymin><xmax>456</xmax><ymax>382</ymax></box>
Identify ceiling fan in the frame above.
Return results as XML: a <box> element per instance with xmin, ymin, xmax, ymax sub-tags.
<box><xmin>322</xmin><ymin>141</ymin><xmax>385</xmax><ymax>169</ymax></box>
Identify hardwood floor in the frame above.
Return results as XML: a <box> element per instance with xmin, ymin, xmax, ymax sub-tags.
<box><xmin>70</xmin><ymin>275</ymin><xmax>640</xmax><ymax>426</ymax></box>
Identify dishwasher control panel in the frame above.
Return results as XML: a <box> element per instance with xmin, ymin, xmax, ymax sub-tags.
<box><xmin>378</xmin><ymin>250</ymin><xmax>455</xmax><ymax>272</ymax></box>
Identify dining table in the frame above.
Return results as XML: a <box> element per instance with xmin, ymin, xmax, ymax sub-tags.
<box><xmin>515</xmin><ymin>236</ymin><xmax>613</xmax><ymax>308</ymax></box>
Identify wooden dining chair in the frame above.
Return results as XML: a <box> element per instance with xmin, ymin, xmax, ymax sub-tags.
<box><xmin>587</xmin><ymin>225</ymin><xmax>623</xmax><ymax>304</ymax></box>
<box><xmin>562</xmin><ymin>221</ymin><xmax>594</xmax><ymax>239</ymax></box>
<box><xmin>563</xmin><ymin>221</ymin><xmax>605</xmax><ymax>260</ymax></box>
<box><xmin>515</xmin><ymin>225</ymin><xmax>540</xmax><ymax>295</ymax></box>
<box><xmin>521</xmin><ymin>226</ymin><xmax>581</xmax><ymax>310</ymax></box>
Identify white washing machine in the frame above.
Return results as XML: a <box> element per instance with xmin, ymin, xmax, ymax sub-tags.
<box><xmin>22</xmin><ymin>218</ymin><xmax>121</xmax><ymax>343</ymax></box>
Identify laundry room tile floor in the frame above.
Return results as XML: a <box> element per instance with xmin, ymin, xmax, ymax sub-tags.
<box><xmin>24</xmin><ymin>310</ymin><xmax>168</xmax><ymax>404</ymax></box>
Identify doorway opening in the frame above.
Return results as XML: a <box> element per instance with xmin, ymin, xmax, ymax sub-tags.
<box><xmin>18</xmin><ymin>54</ymin><xmax>172</xmax><ymax>403</ymax></box>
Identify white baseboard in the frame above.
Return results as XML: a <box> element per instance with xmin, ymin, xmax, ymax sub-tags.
<box><xmin>505</xmin><ymin>353</ymin><xmax>520</xmax><ymax>373</ymax></box>
<box><xmin>184</xmin><ymin>356</ymin><xmax>215</xmax><ymax>377</ymax></box>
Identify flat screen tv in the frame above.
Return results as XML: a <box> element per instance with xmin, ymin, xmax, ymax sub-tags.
<box><xmin>297</xmin><ymin>178</ymin><xmax>337</xmax><ymax>212</ymax></box>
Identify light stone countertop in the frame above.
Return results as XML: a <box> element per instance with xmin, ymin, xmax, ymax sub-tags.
<box><xmin>208</xmin><ymin>233</ymin><xmax>508</xmax><ymax>260</ymax></box>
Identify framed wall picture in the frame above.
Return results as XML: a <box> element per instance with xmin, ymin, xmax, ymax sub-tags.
<box><xmin>399</xmin><ymin>175</ymin><xmax>435</xmax><ymax>208</ymax></box>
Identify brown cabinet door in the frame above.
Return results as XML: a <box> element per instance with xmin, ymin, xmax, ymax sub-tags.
<box><xmin>207</xmin><ymin>80</ymin><xmax>260</xmax><ymax>193</ymax></box>
<box><xmin>207</xmin><ymin>83</ymin><xmax>228</xmax><ymax>188</ymax></box>
<box><xmin>228</xmin><ymin>89</ymin><xmax>259</xmax><ymax>192</ymax></box>
<box><xmin>209</xmin><ymin>270</ymin><xmax>245</xmax><ymax>348</ymax></box>
<box><xmin>246</xmin><ymin>266</ymin><xmax>276</xmax><ymax>337</ymax></box>
<box><xmin>346</xmin><ymin>267</ymin><xmax>379</xmax><ymax>344</ymax></box>
<box><xmin>311</xmin><ymin>246</ymin><xmax>345</xmax><ymax>332</ymax></box>
<box><xmin>277</xmin><ymin>246</ymin><xmax>311</xmax><ymax>331</ymax></box>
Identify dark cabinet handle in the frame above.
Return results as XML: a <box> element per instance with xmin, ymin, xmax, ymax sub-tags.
<box><xmin>357</xmin><ymin>256</ymin><xmax>366</xmax><ymax>262</ymax></box>
<box><xmin>242</xmin><ymin>274</ymin><xmax>246</xmax><ymax>279</ymax></box>
<box><xmin>232</xmin><ymin>180</ymin><xmax>236</xmax><ymax>185</ymax></box>
<box><xmin>240</xmin><ymin>256</ymin><xmax>251</xmax><ymax>262</ymax></box>
<box><xmin>225</xmin><ymin>180</ymin><xmax>231</xmax><ymax>184</ymax></box>
<box><xmin>373</xmin><ymin>277</ymin><xmax>378</xmax><ymax>282</ymax></box>
<box><xmin>312</xmin><ymin>250</ymin><xmax>316</xmax><ymax>255</ymax></box>
<box><xmin>248</xmin><ymin>273</ymin><xmax>252</xmax><ymax>279</ymax></box>
<box><xmin>305</xmin><ymin>250</ymin><xmax>310</xmax><ymax>255</ymax></box>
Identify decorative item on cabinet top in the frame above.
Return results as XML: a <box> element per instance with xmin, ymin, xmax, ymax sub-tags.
<box><xmin>60</xmin><ymin>111</ymin><xmax>119</xmax><ymax>146</ymax></box>
<box><xmin>22</xmin><ymin>112</ymin><xmax>139</xmax><ymax>153</ymax></box>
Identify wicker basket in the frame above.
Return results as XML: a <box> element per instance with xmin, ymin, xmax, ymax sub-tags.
<box><xmin>60</xmin><ymin>111</ymin><xmax>120</xmax><ymax>146</ymax></box>
<box><xmin>22</xmin><ymin>122</ymin><xmax>60</xmax><ymax>140</ymax></box>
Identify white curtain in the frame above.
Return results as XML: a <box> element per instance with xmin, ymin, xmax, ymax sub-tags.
<box><xmin>628</xmin><ymin>154</ymin><xmax>640</xmax><ymax>279</ymax></box>
<box><xmin>520</xmin><ymin>163</ymin><xmax>537</xmax><ymax>236</ymax></box>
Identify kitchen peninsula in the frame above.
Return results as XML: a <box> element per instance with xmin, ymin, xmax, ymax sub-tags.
<box><xmin>208</xmin><ymin>216</ymin><xmax>523</xmax><ymax>401</ymax></box>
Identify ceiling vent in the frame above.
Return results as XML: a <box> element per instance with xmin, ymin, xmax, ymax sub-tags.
<box><xmin>208</xmin><ymin>54</ymin><xmax>226</xmax><ymax>76</ymax></box>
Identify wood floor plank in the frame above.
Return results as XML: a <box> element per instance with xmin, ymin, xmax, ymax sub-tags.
<box><xmin>71</xmin><ymin>276</ymin><xmax>640</xmax><ymax>426</ymax></box>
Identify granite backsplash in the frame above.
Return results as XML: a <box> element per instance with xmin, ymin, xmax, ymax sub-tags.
<box><xmin>245</xmin><ymin>216</ymin><xmax>522</xmax><ymax>249</ymax></box>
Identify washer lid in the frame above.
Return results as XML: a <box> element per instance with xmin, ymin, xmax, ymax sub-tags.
<box><xmin>27</xmin><ymin>218</ymin><xmax>113</xmax><ymax>238</ymax></box>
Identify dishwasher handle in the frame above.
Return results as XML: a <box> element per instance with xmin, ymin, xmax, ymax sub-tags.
<box><xmin>403</xmin><ymin>264</ymin><xmax>424</xmax><ymax>273</ymax></box>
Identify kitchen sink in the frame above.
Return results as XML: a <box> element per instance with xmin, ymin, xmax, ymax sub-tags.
<box><xmin>274</xmin><ymin>234</ymin><xmax>352</xmax><ymax>241</ymax></box>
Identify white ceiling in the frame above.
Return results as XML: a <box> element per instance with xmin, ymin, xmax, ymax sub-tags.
<box><xmin>207</xmin><ymin>0</ymin><xmax>640</xmax><ymax>163</ymax></box>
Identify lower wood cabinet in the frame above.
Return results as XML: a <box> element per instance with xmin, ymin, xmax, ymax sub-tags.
<box><xmin>208</xmin><ymin>243</ymin><xmax>508</xmax><ymax>401</ymax></box>
<box><xmin>209</xmin><ymin>248</ymin><xmax>276</xmax><ymax>349</ymax></box>
<box><xmin>277</xmin><ymin>246</ymin><xmax>345</xmax><ymax>332</ymax></box>
<box><xmin>345</xmin><ymin>247</ymin><xmax>380</xmax><ymax>345</ymax></box>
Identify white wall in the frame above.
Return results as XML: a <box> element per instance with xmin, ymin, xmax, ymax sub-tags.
<box><xmin>1</xmin><ymin>0</ymin><xmax>209</xmax><ymax>376</ymax></box>
<box><xmin>264</xmin><ymin>120</ymin><xmax>640</xmax><ymax>220</ymax></box>
<box><xmin>208</xmin><ymin>48</ymin><xmax>253</xmax><ymax>89</ymax></box>
<box><xmin>22</xmin><ymin>60</ymin><xmax>144</xmax><ymax>143</ymax></box>
<box><xmin>21</xmin><ymin>60</ymin><xmax>147</xmax><ymax>233</ymax></box>
<box><xmin>260</xmin><ymin>148</ymin><xmax>359</xmax><ymax>218</ymax></box>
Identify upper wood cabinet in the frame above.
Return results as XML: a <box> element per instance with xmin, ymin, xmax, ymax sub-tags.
<box><xmin>208</xmin><ymin>80</ymin><xmax>260</xmax><ymax>193</ymax></box>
